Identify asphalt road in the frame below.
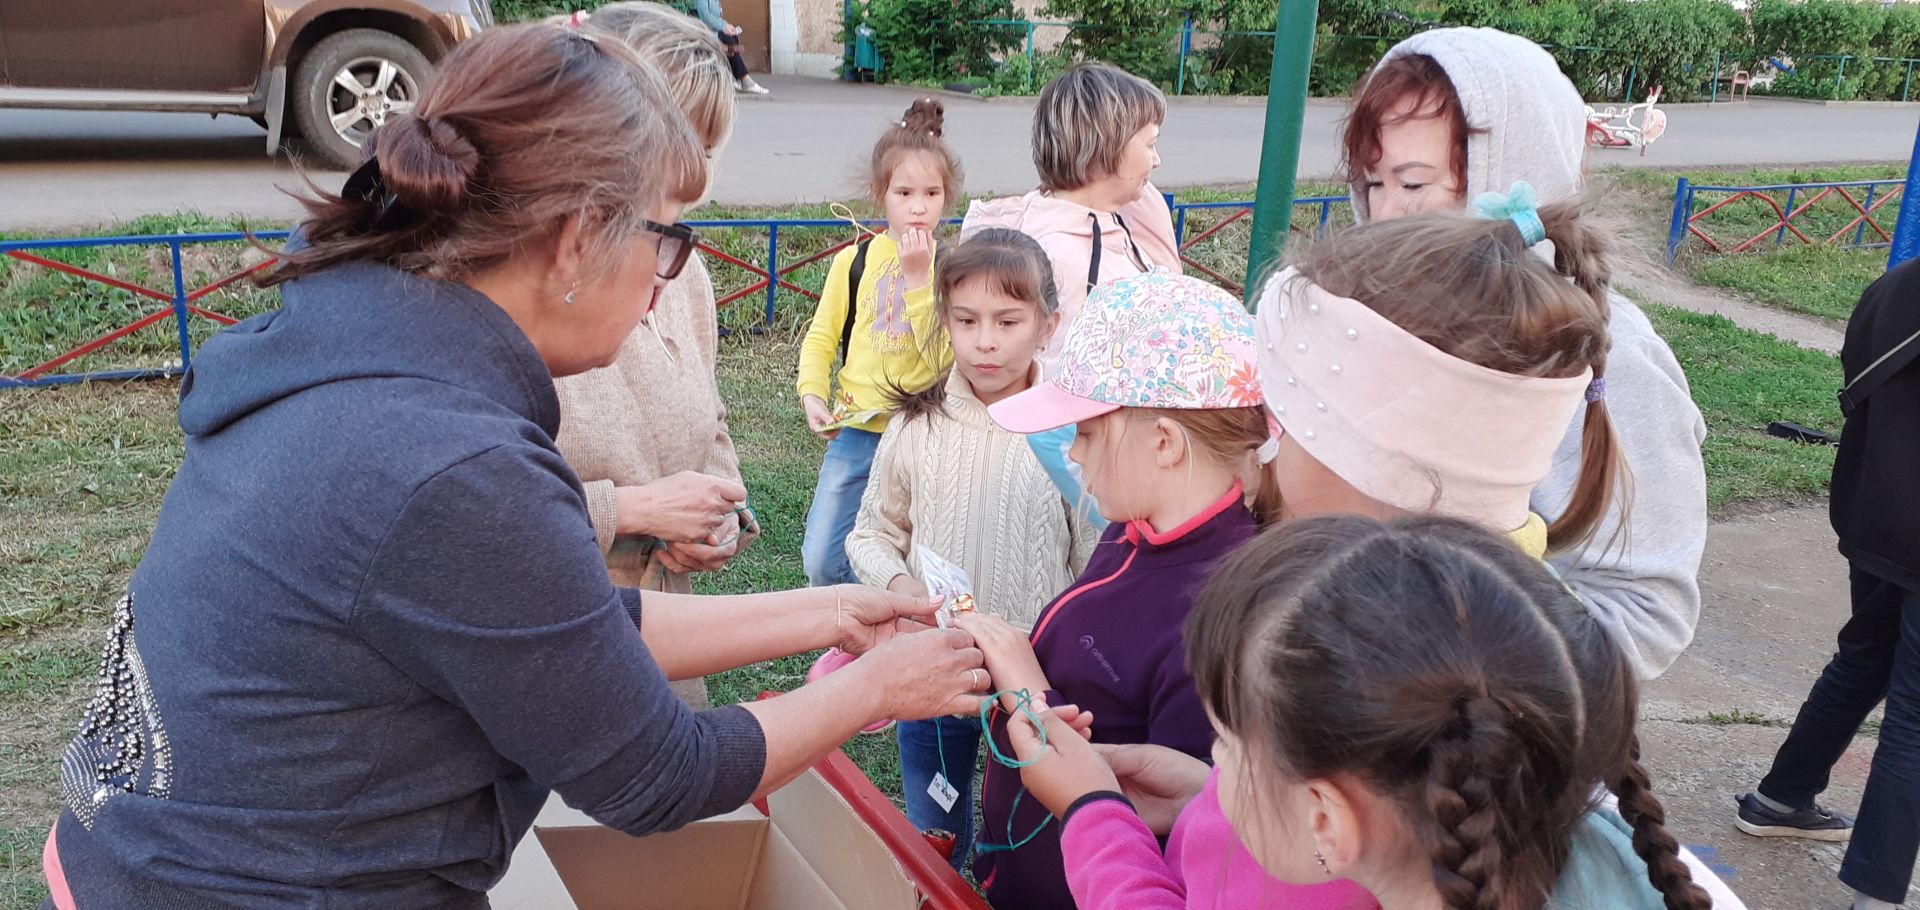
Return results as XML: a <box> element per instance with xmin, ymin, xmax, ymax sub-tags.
<box><xmin>0</xmin><ymin>78</ymin><xmax>1912</xmax><ymax>233</ymax></box>
<box><xmin>1</xmin><ymin>77</ymin><xmax>1914</xmax><ymax>233</ymax></box>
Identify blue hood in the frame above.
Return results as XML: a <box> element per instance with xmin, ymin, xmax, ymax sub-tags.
<box><xmin>178</xmin><ymin>260</ymin><xmax>559</xmax><ymax>440</ymax></box>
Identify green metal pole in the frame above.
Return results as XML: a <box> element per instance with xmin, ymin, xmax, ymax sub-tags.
<box><xmin>1242</xmin><ymin>0</ymin><xmax>1321</xmax><ymax>306</ymax></box>
<box><xmin>1025</xmin><ymin>22</ymin><xmax>1035</xmax><ymax>93</ymax></box>
<box><xmin>1177</xmin><ymin>15</ymin><xmax>1192</xmax><ymax>96</ymax></box>
<box><xmin>1711</xmin><ymin>51</ymin><xmax>1721</xmax><ymax>103</ymax></box>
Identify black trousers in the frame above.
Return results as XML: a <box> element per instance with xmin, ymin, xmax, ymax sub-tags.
<box><xmin>1759</xmin><ymin>564</ymin><xmax>1920</xmax><ymax>903</ymax></box>
<box><xmin>718</xmin><ymin>31</ymin><xmax>749</xmax><ymax>80</ymax></box>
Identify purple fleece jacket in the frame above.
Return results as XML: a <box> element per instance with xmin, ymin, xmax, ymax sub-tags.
<box><xmin>975</xmin><ymin>487</ymin><xmax>1255</xmax><ymax>910</ymax></box>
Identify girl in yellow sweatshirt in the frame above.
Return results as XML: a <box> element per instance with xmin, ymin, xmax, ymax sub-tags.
<box><xmin>796</xmin><ymin>99</ymin><xmax>958</xmax><ymax>587</ymax></box>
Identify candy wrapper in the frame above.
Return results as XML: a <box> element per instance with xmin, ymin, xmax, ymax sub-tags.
<box><xmin>914</xmin><ymin>545</ymin><xmax>977</xmax><ymax>628</ymax></box>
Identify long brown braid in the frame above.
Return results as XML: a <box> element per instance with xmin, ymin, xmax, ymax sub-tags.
<box><xmin>1533</xmin><ymin>565</ymin><xmax>1712</xmax><ymax>910</ymax></box>
<box><xmin>1188</xmin><ymin>515</ymin><xmax>1706</xmax><ymax>909</ymax></box>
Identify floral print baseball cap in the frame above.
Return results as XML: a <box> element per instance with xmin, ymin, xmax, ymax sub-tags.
<box><xmin>990</xmin><ymin>270</ymin><xmax>1264</xmax><ymax>434</ymax></box>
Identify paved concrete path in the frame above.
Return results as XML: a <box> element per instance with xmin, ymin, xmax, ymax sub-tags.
<box><xmin>1</xmin><ymin>76</ymin><xmax>1914</xmax><ymax>232</ymax></box>
<box><xmin>1617</xmin><ymin>270</ymin><xmax>1846</xmax><ymax>355</ymax></box>
<box><xmin>1646</xmin><ymin>505</ymin><xmax>1906</xmax><ymax>910</ymax></box>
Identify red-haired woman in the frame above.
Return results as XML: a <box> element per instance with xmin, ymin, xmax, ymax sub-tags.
<box><xmin>1340</xmin><ymin>28</ymin><xmax>1708</xmax><ymax>684</ymax></box>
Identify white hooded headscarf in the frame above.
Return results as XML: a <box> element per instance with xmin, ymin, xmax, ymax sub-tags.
<box><xmin>1350</xmin><ymin>27</ymin><xmax>1589</xmax><ymax>221</ymax></box>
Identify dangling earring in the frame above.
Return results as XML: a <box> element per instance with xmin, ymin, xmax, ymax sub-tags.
<box><xmin>564</xmin><ymin>283</ymin><xmax>579</xmax><ymax>305</ymax></box>
<box><xmin>1314</xmin><ymin>850</ymin><xmax>1332</xmax><ymax>876</ymax></box>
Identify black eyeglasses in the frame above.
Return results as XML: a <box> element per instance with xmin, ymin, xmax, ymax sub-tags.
<box><xmin>643</xmin><ymin>219</ymin><xmax>698</xmax><ymax>281</ymax></box>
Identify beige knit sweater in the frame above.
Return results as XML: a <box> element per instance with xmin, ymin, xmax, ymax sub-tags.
<box><xmin>552</xmin><ymin>253</ymin><xmax>747</xmax><ymax>596</ymax></box>
<box><xmin>846</xmin><ymin>368</ymin><xmax>1100</xmax><ymax>631</ymax></box>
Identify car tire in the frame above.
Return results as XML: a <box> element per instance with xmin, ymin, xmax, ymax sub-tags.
<box><xmin>292</xmin><ymin>28</ymin><xmax>432</xmax><ymax>170</ymax></box>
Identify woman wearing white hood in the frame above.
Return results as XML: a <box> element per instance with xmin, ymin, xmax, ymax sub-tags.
<box><xmin>1339</xmin><ymin>27</ymin><xmax>1709</xmax><ymax>681</ymax></box>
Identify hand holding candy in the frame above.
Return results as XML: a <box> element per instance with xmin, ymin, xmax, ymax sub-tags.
<box><xmin>802</xmin><ymin>395</ymin><xmax>840</xmax><ymax>441</ymax></box>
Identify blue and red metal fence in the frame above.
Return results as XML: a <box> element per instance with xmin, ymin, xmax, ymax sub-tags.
<box><xmin>1666</xmin><ymin>177</ymin><xmax>1906</xmax><ymax>265</ymax></box>
<box><xmin>11</xmin><ymin>171</ymin><xmax>1919</xmax><ymax>390</ymax></box>
<box><xmin>2</xmin><ymin>195</ymin><xmax>1346</xmax><ymax>391</ymax></box>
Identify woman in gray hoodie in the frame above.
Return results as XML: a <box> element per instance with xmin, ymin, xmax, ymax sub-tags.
<box><xmin>1338</xmin><ymin>27</ymin><xmax>1710</xmax><ymax>682</ymax></box>
<box><xmin>41</xmin><ymin>24</ymin><xmax>984</xmax><ymax>910</ymax></box>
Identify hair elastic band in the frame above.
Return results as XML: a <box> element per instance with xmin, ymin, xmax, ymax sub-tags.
<box><xmin>1584</xmin><ymin>377</ymin><xmax>1607</xmax><ymax>403</ymax></box>
<box><xmin>829</xmin><ymin>202</ymin><xmax>884</xmax><ymax>240</ymax></box>
<box><xmin>1256</xmin><ymin>434</ymin><xmax>1281</xmax><ymax>465</ymax></box>
<box><xmin>1472</xmin><ymin>180</ymin><xmax>1546</xmax><ymax>247</ymax></box>
<box><xmin>1256</xmin><ymin>412</ymin><xmax>1283</xmax><ymax>465</ymax></box>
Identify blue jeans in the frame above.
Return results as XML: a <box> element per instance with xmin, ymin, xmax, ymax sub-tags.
<box><xmin>1759</xmin><ymin>565</ymin><xmax>1920</xmax><ymax>904</ymax></box>
<box><xmin>897</xmin><ymin>714</ymin><xmax>981</xmax><ymax>873</ymax></box>
<box><xmin>802</xmin><ymin>427</ymin><xmax>880</xmax><ymax>587</ymax></box>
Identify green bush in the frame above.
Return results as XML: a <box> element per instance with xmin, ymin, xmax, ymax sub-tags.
<box><xmin>982</xmin><ymin>50</ymin><xmax>1075</xmax><ymax>96</ymax></box>
<box><xmin>854</xmin><ymin>0</ymin><xmax>1020</xmax><ymax>84</ymax></box>
<box><xmin>1591</xmin><ymin>0</ymin><xmax>1743</xmax><ymax>102</ymax></box>
<box><xmin>1042</xmin><ymin>0</ymin><xmax>1182</xmax><ymax>83</ymax></box>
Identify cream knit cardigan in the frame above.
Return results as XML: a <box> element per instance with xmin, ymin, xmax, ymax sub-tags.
<box><xmin>846</xmin><ymin>368</ymin><xmax>1100</xmax><ymax>631</ymax></box>
<box><xmin>551</xmin><ymin>253</ymin><xmax>747</xmax><ymax>596</ymax></box>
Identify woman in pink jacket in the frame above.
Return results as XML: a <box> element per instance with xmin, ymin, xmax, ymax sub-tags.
<box><xmin>961</xmin><ymin>61</ymin><xmax>1183</xmax><ymax>517</ymax></box>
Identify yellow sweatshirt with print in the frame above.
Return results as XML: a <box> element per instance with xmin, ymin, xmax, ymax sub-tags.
<box><xmin>796</xmin><ymin>234</ymin><xmax>950</xmax><ymax>433</ymax></box>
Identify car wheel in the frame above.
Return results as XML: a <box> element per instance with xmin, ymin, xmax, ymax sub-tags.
<box><xmin>292</xmin><ymin>28</ymin><xmax>432</xmax><ymax>170</ymax></box>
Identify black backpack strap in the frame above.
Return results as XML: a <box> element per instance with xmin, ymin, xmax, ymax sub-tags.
<box><xmin>838</xmin><ymin>237</ymin><xmax>874</xmax><ymax>364</ymax></box>
<box><xmin>1086</xmin><ymin>212</ymin><xmax>1151</xmax><ymax>293</ymax></box>
<box><xmin>1085</xmin><ymin>214</ymin><xmax>1102</xmax><ymax>293</ymax></box>
<box><xmin>1111</xmin><ymin>211</ymin><xmax>1151</xmax><ymax>272</ymax></box>
<box><xmin>1839</xmin><ymin>325</ymin><xmax>1920</xmax><ymax>418</ymax></box>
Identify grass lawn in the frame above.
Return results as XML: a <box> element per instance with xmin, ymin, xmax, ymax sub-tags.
<box><xmin>1606</xmin><ymin>163</ymin><xmax>1905</xmax><ymax>324</ymax></box>
<box><xmin>1638</xmin><ymin>303</ymin><xmax>1842</xmax><ymax>509</ymax></box>
<box><xmin>0</xmin><ymin>183</ymin><xmax>1848</xmax><ymax>907</ymax></box>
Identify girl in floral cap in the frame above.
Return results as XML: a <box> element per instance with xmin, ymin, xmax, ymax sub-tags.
<box><xmin>951</xmin><ymin>270</ymin><xmax>1279</xmax><ymax>910</ymax></box>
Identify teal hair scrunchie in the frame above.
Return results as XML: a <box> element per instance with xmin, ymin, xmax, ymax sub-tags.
<box><xmin>1472</xmin><ymin>180</ymin><xmax>1546</xmax><ymax>247</ymax></box>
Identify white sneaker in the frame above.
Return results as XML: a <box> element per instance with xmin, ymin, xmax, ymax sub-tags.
<box><xmin>737</xmin><ymin>77</ymin><xmax>771</xmax><ymax>96</ymax></box>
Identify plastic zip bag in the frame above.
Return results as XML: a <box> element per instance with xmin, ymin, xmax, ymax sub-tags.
<box><xmin>915</xmin><ymin>545</ymin><xmax>976</xmax><ymax>628</ymax></box>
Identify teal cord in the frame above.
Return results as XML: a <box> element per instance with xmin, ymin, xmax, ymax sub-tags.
<box><xmin>938</xmin><ymin>688</ymin><xmax>1054</xmax><ymax>855</ymax></box>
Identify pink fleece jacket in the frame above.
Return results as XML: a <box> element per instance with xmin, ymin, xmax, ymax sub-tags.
<box><xmin>1060</xmin><ymin>772</ymin><xmax>1378</xmax><ymax>910</ymax></box>
<box><xmin>961</xmin><ymin>183</ymin><xmax>1183</xmax><ymax>375</ymax></box>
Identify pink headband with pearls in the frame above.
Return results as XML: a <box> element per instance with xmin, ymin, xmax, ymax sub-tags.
<box><xmin>1254</xmin><ymin>268</ymin><xmax>1591</xmax><ymax>531</ymax></box>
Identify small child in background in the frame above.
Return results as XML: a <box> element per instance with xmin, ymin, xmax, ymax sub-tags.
<box><xmin>841</xmin><ymin>229</ymin><xmax>1101</xmax><ymax>872</ymax></box>
<box><xmin>955</xmin><ymin>271</ymin><xmax>1276</xmax><ymax>910</ymax></box>
<box><xmin>1010</xmin><ymin>515</ymin><xmax>1714</xmax><ymax>910</ymax></box>
<box><xmin>795</xmin><ymin>99</ymin><xmax>958</xmax><ymax>590</ymax></box>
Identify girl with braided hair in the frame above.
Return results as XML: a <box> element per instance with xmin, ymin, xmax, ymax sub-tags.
<box><xmin>1011</xmin><ymin>515</ymin><xmax>1718</xmax><ymax>910</ymax></box>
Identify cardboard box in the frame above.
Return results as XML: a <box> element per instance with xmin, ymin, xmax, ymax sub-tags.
<box><xmin>493</xmin><ymin>751</ymin><xmax>987</xmax><ymax>910</ymax></box>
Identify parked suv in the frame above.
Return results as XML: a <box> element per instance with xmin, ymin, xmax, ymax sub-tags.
<box><xmin>0</xmin><ymin>0</ymin><xmax>493</xmax><ymax>169</ymax></box>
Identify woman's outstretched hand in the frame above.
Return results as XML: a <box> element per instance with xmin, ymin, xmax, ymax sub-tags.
<box><xmin>953</xmin><ymin>613</ymin><xmax>1049</xmax><ymax>707</ymax></box>
<box><xmin>847</xmin><ymin>626</ymin><xmax>989</xmax><ymax>722</ymax></box>
<box><xmin>831</xmin><ymin>584</ymin><xmax>945</xmax><ymax>655</ymax></box>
